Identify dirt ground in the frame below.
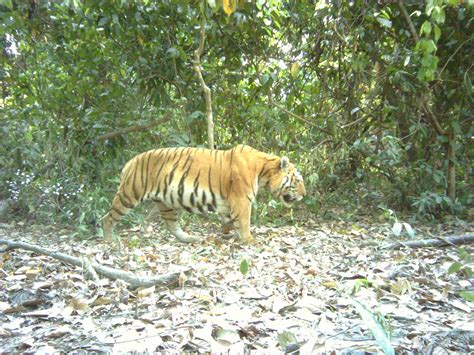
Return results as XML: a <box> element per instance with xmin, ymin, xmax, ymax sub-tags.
<box><xmin>0</xmin><ymin>217</ymin><xmax>472</xmax><ymax>353</ymax></box>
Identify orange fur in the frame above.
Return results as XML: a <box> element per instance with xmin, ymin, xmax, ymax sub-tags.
<box><xmin>103</xmin><ymin>144</ymin><xmax>305</xmax><ymax>243</ymax></box>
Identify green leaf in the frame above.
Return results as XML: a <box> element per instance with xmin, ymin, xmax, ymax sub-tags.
<box><xmin>419</xmin><ymin>39</ymin><xmax>437</xmax><ymax>54</ymax></box>
<box><xmin>402</xmin><ymin>223</ymin><xmax>416</xmax><ymax>238</ymax></box>
<box><xmin>426</xmin><ymin>0</ymin><xmax>435</xmax><ymax>15</ymax></box>
<box><xmin>457</xmin><ymin>247</ymin><xmax>471</xmax><ymax>261</ymax></box>
<box><xmin>351</xmin><ymin>299</ymin><xmax>395</xmax><ymax>355</ymax></box>
<box><xmin>98</xmin><ymin>16</ymin><xmax>109</xmax><ymax>27</ymax></box>
<box><xmin>421</xmin><ymin>21</ymin><xmax>432</xmax><ymax>35</ymax></box>
<box><xmin>403</xmin><ymin>55</ymin><xmax>411</xmax><ymax>66</ymax></box>
<box><xmin>459</xmin><ymin>291</ymin><xmax>474</xmax><ymax>302</ymax></box>
<box><xmin>376</xmin><ymin>17</ymin><xmax>392</xmax><ymax>28</ymax></box>
<box><xmin>166</xmin><ymin>47</ymin><xmax>180</xmax><ymax>58</ymax></box>
<box><xmin>437</xmin><ymin>134</ymin><xmax>448</xmax><ymax>143</ymax></box>
<box><xmin>290</xmin><ymin>62</ymin><xmax>299</xmax><ymax>79</ymax></box>
<box><xmin>353</xmin><ymin>278</ymin><xmax>371</xmax><ymax>294</ymax></box>
<box><xmin>240</xmin><ymin>258</ymin><xmax>250</xmax><ymax>275</ymax></box>
<box><xmin>432</xmin><ymin>6</ymin><xmax>445</xmax><ymax>24</ymax></box>
<box><xmin>0</xmin><ymin>0</ymin><xmax>13</xmax><ymax>9</ymax></box>
<box><xmin>434</xmin><ymin>25</ymin><xmax>441</xmax><ymax>41</ymax></box>
<box><xmin>448</xmin><ymin>261</ymin><xmax>462</xmax><ymax>274</ymax></box>
<box><xmin>392</xmin><ymin>222</ymin><xmax>402</xmax><ymax>236</ymax></box>
<box><xmin>214</xmin><ymin>328</ymin><xmax>241</xmax><ymax>344</ymax></box>
<box><xmin>260</xmin><ymin>73</ymin><xmax>270</xmax><ymax>85</ymax></box>
<box><xmin>277</xmin><ymin>331</ymin><xmax>297</xmax><ymax>348</ymax></box>
<box><xmin>451</xmin><ymin>120</ymin><xmax>461</xmax><ymax>135</ymax></box>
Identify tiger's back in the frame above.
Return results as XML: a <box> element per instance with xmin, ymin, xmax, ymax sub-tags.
<box><xmin>103</xmin><ymin>145</ymin><xmax>305</xmax><ymax>243</ymax></box>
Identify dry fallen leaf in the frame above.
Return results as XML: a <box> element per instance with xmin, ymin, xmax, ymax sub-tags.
<box><xmin>136</xmin><ymin>285</ymin><xmax>155</xmax><ymax>298</ymax></box>
<box><xmin>68</xmin><ymin>297</ymin><xmax>90</xmax><ymax>314</ymax></box>
<box><xmin>179</xmin><ymin>271</ymin><xmax>188</xmax><ymax>288</ymax></box>
<box><xmin>321</xmin><ymin>280</ymin><xmax>338</xmax><ymax>289</ymax></box>
<box><xmin>0</xmin><ymin>221</ymin><xmax>472</xmax><ymax>353</ymax></box>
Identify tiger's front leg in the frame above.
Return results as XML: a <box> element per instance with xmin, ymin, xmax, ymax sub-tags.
<box><xmin>229</xmin><ymin>198</ymin><xmax>254</xmax><ymax>244</ymax></box>
<box><xmin>155</xmin><ymin>202</ymin><xmax>198</xmax><ymax>243</ymax></box>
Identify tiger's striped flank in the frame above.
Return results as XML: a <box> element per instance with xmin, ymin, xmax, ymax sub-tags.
<box><xmin>103</xmin><ymin>144</ymin><xmax>305</xmax><ymax>244</ymax></box>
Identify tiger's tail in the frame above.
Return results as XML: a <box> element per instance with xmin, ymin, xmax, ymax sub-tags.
<box><xmin>102</xmin><ymin>156</ymin><xmax>144</xmax><ymax>241</ymax></box>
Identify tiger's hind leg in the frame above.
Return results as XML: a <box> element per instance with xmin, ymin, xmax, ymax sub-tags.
<box><xmin>103</xmin><ymin>191</ymin><xmax>135</xmax><ymax>243</ymax></box>
<box><xmin>155</xmin><ymin>201</ymin><xmax>198</xmax><ymax>243</ymax></box>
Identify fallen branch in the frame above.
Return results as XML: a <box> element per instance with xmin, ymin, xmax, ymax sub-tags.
<box><xmin>92</xmin><ymin>114</ymin><xmax>171</xmax><ymax>143</ymax></box>
<box><xmin>0</xmin><ymin>239</ymin><xmax>190</xmax><ymax>289</ymax></box>
<box><xmin>382</xmin><ymin>234</ymin><xmax>474</xmax><ymax>250</ymax></box>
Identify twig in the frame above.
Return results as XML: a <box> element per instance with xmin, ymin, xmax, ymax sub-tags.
<box><xmin>340</xmin><ymin>114</ymin><xmax>369</xmax><ymax>129</ymax></box>
<box><xmin>439</xmin><ymin>38</ymin><xmax>473</xmax><ymax>77</ymax></box>
<box><xmin>268</xmin><ymin>92</ymin><xmax>333</xmax><ymax>135</ymax></box>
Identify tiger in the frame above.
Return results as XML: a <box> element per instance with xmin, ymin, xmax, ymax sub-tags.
<box><xmin>102</xmin><ymin>144</ymin><xmax>305</xmax><ymax>244</ymax></box>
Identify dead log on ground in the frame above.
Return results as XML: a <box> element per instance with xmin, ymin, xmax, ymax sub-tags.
<box><xmin>382</xmin><ymin>234</ymin><xmax>474</xmax><ymax>250</ymax></box>
<box><xmin>0</xmin><ymin>239</ymin><xmax>190</xmax><ymax>289</ymax></box>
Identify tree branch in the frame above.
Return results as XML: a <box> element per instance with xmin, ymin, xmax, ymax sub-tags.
<box><xmin>92</xmin><ymin>114</ymin><xmax>171</xmax><ymax>143</ymax></box>
<box><xmin>421</xmin><ymin>97</ymin><xmax>446</xmax><ymax>136</ymax></box>
<box><xmin>382</xmin><ymin>234</ymin><xmax>474</xmax><ymax>250</ymax></box>
<box><xmin>0</xmin><ymin>239</ymin><xmax>190</xmax><ymax>289</ymax></box>
<box><xmin>397</xmin><ymin>0</ymin><xmax>419</xmax><ymax>42</ymax></box>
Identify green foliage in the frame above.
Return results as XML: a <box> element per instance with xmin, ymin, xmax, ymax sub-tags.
<box><xmin>448</xmin><ymin>247</ymin><xmax>473</xmax><ymax>278</ymax></box>
<box><xmin>128</xmin><ymin>235</ymin><xmax>142</xmax><ymax>250</ymax></box>
<box><xmin>1</xmin><ymin>1</ymin><xmax>472</xmax><ymax>233</ymax></box>
<box><xmin>411</xmin><ymin>191</ymin><xmax>463</xmax><ymax>217</ymax></box>
<box><xmin>239</xmin><ymin>258</ymin><xmax>250</xmax><ymax>276</ymax></box>
<box><xmin>277</xmin><ymin>331</ymin><xmax>297</xmax><ymax>349</ymax></box>
<box><xmin>459</xmin><ymin>291</ymin><xmax>474</xmax><ymax>302</ymax></box>
<box><xmin>351</xmin><ymin>299</ymin><xmax>395</xmax><ymax>355</ymax></box>
<box><xmin>352</xmin><ymin>278</ymin><xmax>374</xmax><ymax>294</ymax></box>
<box><xmin>448</xmin><ymin>247</ymin><xmax>474</xmax><ymax>302</ymax></box>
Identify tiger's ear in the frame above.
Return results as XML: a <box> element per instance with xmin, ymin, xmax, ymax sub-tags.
<box><xmin>280</xmin><ymin>156</ymin><xmax>290</xmax><ymax>171</ymax></box>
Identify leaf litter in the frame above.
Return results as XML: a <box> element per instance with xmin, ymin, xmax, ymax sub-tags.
<box><xmin>0</xmin><ymin>218</ymin><xmax>472</xmax><ymax>353</ymax></box>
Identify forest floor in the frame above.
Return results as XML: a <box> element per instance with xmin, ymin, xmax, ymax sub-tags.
<box><xmin>0</xmin><ymin>214</ymin><xmax>473</xmax><ymax>353</ymax></box>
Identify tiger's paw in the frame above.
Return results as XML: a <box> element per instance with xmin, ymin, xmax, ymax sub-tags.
<box><xmin>242</xmin><ymin>234</ymin><xmax>256</xmax><ymax>245</ymax></box>
<box><xmin>102</xmin><ymin>234</ymin><xmax>123</xmax><ymax>253</ymax></box>
<box><xmin>171</xmin><ymin>230</ymin><xmax>199</xmax><ymax>244</ymax></box>
<box><xmin>177</xmin><ymin>236</ymin><xmax>199</xmax><ymax>244</ymax></box>
<box><xmin>221</xmin><ymin>222</ymin><xmax>234</xmax><ymax>235</ymax></box>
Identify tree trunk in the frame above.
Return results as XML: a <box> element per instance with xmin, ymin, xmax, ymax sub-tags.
<box><xmin>447</xmin><ymin>135</ymin><xmax>456</xmax><ymax>201</ymax></box>
<box><xmin>193</xmin><ymin>15</ymin><xmax>215</xmax><ymax>149</ymax></box>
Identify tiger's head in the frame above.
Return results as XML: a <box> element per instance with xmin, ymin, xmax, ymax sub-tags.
<box><xmin>269</xmin><ymin>156</ymin><xmax>306</xmax><ymax>207</ymax></box>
